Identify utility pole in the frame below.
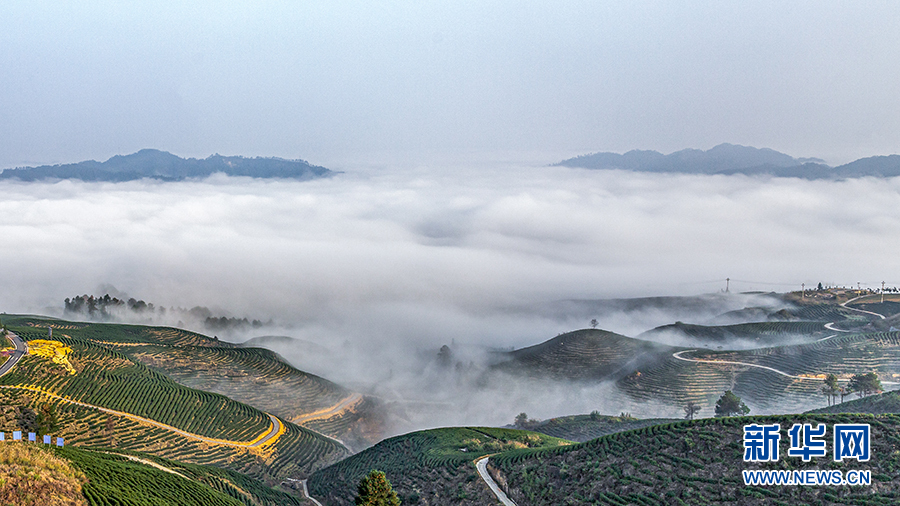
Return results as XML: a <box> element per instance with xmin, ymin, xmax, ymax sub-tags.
<box><xmin>726</xmin><ymin>278</ymin><xmax>730</xmax><ymax>293</ymax></box>
<box><xmin>801</xmin><ymin>283</ymin><xmax>805</xmax><ymax>299</ymax></box>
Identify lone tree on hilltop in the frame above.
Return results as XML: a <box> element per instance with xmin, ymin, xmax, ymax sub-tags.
<box><xmin>683</xmin><ymin>401</ymin><xmax>701</xmax><ymax>420</ymax></box>
<box><xmin>590</xmin><ymin>319</ymin><xmax>598</xmax><ymax>328</ymax></box>
<box><xmin>355</xmin><ymin>470</ymin><xmax>400</xmax><ymax>506</ymax></box>
<box><xmin>848</xmin><ymin>372</ymin><xmax>882</xmax><ymax>398</ymax></box>
<box><xmin>714</xmin><ymin>390</ymin><xmax>750</xmax><ymax>417</ymax></box>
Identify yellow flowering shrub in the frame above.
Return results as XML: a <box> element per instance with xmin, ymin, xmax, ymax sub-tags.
<box><xmin>28</xmin><ymin>340</ymin><xmax>76</xmax><ymax>375</ymax></box>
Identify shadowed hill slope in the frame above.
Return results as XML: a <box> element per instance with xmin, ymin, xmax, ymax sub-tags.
<box><xmin>491</xmin><ymin>413</ymin><xmax>900</xmax><ymax>505</ymax></box>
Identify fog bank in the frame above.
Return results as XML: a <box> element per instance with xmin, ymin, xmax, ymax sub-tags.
<box><xmin>2</xmin><ymin>163</ymin><xmax>899</xmax><ymax>423</ymax></box>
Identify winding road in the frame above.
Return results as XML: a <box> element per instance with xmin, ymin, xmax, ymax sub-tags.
<box><xmin>671</xmin><ymin>299</ymin><xmax>899</xmax><ymax>385</ymax></box>
<box><xmin>0</xmin><ymin>331</ymin><xmax>27</xmax><ymax>377</ymax></box>
<box><xmin>476</xmin><ymin>456</ymin><xmax>518</xmax><ymax>506</ymax></box>
<box><xmin>841</xmin><ymin>295</ymin><xmax>886</xmax><ymax>320</ymax></box>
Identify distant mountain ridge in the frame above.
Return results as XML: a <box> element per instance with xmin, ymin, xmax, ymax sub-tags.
<box><xmin>557</xmin><ymin>143</ymin><xmax>900</xmax><ymax>179</ymax></box>
<box><xmin>0</xmin><ymin>149</ymin><xmax>333</xmax><ymax>182</ymax></box>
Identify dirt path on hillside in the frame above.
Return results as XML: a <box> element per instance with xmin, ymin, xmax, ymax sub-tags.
<box><xmin>0</xmin><ymin>384</ymin><xmax>285</xmax><ymax>447</ymax></box>
<box><xmin>290</xmin><ymin>392</ymin><xmax>363</xmax><ymax>424</ymax></box>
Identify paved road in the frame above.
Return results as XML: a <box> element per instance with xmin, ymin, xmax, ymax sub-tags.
<box><xmin>299</xmin><ymin>480</ymin><xmax>324</xmax><ymax>506</ymax></box>
<box><xmin>0</xmin><ymin>384</ymin><xmax>285</xmax><ymax>447</ymax></box>
<box><xmin>476</xmin><ymin>456</ymin><xmax>518</xmax><ymax>506</ymax></box>
<box><xmin>0</xmin><ymin>332</ymin><xmax>27</xmax><ymax>377</ymax></box>
<box><xmin>841</xmin><ymin>296</ymin><xmax>886</xmax><ymax>320</ymax></box>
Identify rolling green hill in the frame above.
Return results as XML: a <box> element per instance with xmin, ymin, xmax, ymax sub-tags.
<box><xmin>308</xmin><ymin>427</ymin><xmax>571</xmax><ymax>505</ymax></box>
<box><xmin>490</xmin><ymin>413</ymin><xmax>900</xmax><ymax>505</ymax></box>
<box><xmin>494</xmin><ymin>329</ymin><xmax>674</xmax><ymax>381</ymax></box>
<box><xmin>5</xmin><ymin>316</ymin><xmax>384</xmax><ymax>451</ymax></box>
<box><xmin>0</xmin><ymin>316</ymin><xmax>350</xmax><ymax>482</ymax></box>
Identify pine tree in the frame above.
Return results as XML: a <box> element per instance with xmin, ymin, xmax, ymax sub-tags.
<box><xmin>714</xmin><ymin>390</ymin><xmax>750</xmax><ymax>417</ymax></box>
<box><xmin>355</xmin><ymin>470</ymin><xmax>401</xmax><ymax>506</ymax></box>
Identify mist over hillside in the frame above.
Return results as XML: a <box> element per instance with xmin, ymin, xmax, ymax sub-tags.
<box><xmin>2</xmin><ymin>160</ymin><xmax>900</xmax><ymax>431</ymax></box>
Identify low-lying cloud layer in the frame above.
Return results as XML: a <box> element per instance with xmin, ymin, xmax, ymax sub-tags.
<box><xmin>2</xmin><ymin>163</ymin><xmax>899</xmax><ymax>426</ymax></box>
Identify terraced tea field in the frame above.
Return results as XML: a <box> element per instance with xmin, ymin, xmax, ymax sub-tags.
<box><xmin>123</xmin><ymin>345</ymin><xmax>378</xmax><ymax>447</ymax></box>
<box><xmin>620</xmin><ymin>330</ymin><xmax>900</xmax><ymax>413</ymax></box>
<box><xmin>529</xmin><ymin>414</ymin><xmax>681</xmax><ymax>443</ymax></box>
<box><xmin>5</xmin><ymin>315</ymin><xmax>383</xmax><ymax>450</ymax></box>
<box><xmin>495</xmin><ymin>329</ymin><xmax>675</xmax><ymax>381</ymax></box>
<box><xmin>490</xmin><ymin>413</ymin><xmax>900</xmax><ymax>505</ymax></box>
<box><xmin>308</xmin><ymin>427</ymin><xmax>570</xmax><ymax>506</ymax></box>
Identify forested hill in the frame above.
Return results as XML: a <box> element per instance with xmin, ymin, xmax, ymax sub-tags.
<box><xmin>0</xmin><ymin>149</ymin><xmax>333</xmax><ymax>182</ymax></box>
<box><xmin>557</xmin><ymin>143</ymin><xmax>900</xmax><ymax>179</ymax></box>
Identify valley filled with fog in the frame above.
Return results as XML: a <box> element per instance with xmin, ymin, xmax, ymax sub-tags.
<box><xmin>2</xmin><ymin>162</ymin><xmax>899</xmax><ymax>432</ymax></box>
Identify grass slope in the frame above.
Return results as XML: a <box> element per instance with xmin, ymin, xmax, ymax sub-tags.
<box><xmin>492</xmin><ymin>413</ymin><xmax>900</xmax><ymax>505</ymax></box>
<box><xmin>308</xmin><ymin>427</ymin><xmax>571</xmax><ymax>506</ymax></box>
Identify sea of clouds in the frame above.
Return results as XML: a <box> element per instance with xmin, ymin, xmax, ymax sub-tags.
<box><xmin>2</xmin><ymin>163</ymin><xmax>899</xmax><ymax>426</ymax></box>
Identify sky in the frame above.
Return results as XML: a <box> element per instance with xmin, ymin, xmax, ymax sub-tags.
<box><xmin>2</xmin><ymin>1</ymin><xmax>900</xmax><ymax>169</ymax></box>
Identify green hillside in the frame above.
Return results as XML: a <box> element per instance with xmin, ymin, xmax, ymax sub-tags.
<box><xmin>528</xmin><ymin>413</ymin><xmax>681</xmax><ymax>443</ymax></box>
<box><xmin>0</xmin><ymin>437</ymin><xmax>309</xmax><ymax>505</ymax></box>
<box><xmin>308</xmin><ymin>427</ymin><xmax>571</xmax><ymax>505</ymax></box>
<box><xmin>5</xmin><ymin>316</ymin><xmax>383</xmax><ymax>451</ymax></box>
<box><xmin>491</xmin><ymin>413</ymin><xmax>900</xmax><ymax>505</ymax></box>
<box><xmin>0</xmin><ymin>317</ymin><xmax>350</xmax><ymax>482</ymax></box>
<box><xmin>495</xmin><ymin>329</ymin><xmax>674</xmax><ymax>381</ymax></box>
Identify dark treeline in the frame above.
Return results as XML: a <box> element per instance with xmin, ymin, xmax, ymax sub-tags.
<box><xmin>63</xmin><ymin>294</ymin><xmax>266</xmax><ymax>331</ymax></box>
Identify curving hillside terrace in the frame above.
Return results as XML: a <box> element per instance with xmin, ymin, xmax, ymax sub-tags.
<box><xmin>127</xmin><ymin>345</ymin><xmax>351</xmax><ymax>419</ymax></box>
<box><xmin>621</xmin><ymin>331</ymin><xmax>900</xmax><ymax>412</ymax></box>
